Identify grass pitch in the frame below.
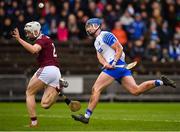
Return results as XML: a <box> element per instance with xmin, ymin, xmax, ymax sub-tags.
<box><xmin>0</xmin><ymin>102</ymin><xmax>180</xmax><ymax>131</ymax></box>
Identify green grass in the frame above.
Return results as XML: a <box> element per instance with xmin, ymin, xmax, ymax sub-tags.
<box><xmin>0</xmin><ymin>102</ymin><xmax>180</xmax><ymax>131</ymax></box>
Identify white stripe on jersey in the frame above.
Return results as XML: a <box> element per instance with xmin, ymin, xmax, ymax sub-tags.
<box><xmin>94</xmin><ymin>31</ymin><xmax>125</xmax><ymax>63</ymax></box>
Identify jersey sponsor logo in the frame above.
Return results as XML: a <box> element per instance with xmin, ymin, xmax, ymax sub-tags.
<box><xmin>98</xmin><ymin>48</ymin><xmax>103</xmax><ymax>53</ymax></box>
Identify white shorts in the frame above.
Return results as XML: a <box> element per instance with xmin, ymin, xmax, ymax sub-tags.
<box><xmin>35</xmin><ymin>66</ymin><xmax>61</xmax><ymax>88</ymax></box>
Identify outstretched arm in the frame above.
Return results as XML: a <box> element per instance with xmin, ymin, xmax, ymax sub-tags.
<box><xmin>12</xmin><ymin>28</ymin><xmax>42</xmax><ymax>54</ymax></box>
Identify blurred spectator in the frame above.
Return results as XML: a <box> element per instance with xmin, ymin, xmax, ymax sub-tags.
<box><xmin>0</xmin><ymin>8</ymin><xmax>5</xmax><ymax>20</ymax></box>
<box><xmin>174</xmin><ymin>23</ymin><xmax>180</xmax><ymax>40</ymax></box>
<box><xmin>67</xmin><ymin>14</ymin><xmax>79</xmax><ymax>41</ymax></box>
<box><xmin>77</xmin><ymin>10</ymin><xmax>87</xmax><ymax>39</ymax></box>
<box><xmin>25</xmin><ymin>6</ymin><xmax>39</xmax><ymax>22</ymax></box>
<box><xmin>86</xmin><ymin>1</ymin><xmax>97</xmax><ymax>18</ymax></box>
<box><xmin>158</xmin><ymin>20</ymin><xmax>171</xmax><ymax>48</ymax></box>
<box><xmin>62</xmin><ymin>1</ymin><xmax>70</xmax><ymax>14</ymax></box>
<box><xmin>5</xmin><ymin>0</ymin><xmax>15</xmax><ymax>17</ymax></box>
<box><xmin>114</xmin><ymin>0</ymin><xmax>124</xmax><ymax>18</ymax></box>
<box><xmin>120</xmin><ymin>9</ymin><xmax>134</xmax><ymax>35</ymax></box>
<box><xmin>73</xmin><ymin>0</ymin><xmax>81</xmax><ymax>14</ymax></box>
<box><xmin>0</xmin><ymin>8</ymin><xmax>5</xmax><ymax>38</ymax></box>
<box><xmin>16</xmin><ymin>14</ymin><xmax>26</xmax><ymax>39</ymax></box>
<box><xmin>57</xmin><ymin>21</ymin><xmax>68</xmax><ymax>42</ymax></box>
<box><xmin>41</xmin><ymin>1</ymin><xmax>51</xmax><ymax>17</ymax></box>
<box><xmin>96</xmin><ymin>0</ymin><xmax>105</xmax><ymax>12</ymax></box>
<box><xmin>101</xmin><ymin>19</ymin><xmax>110</xmax><ymax>31</ymax></box>
<box><xmin>39</xmin><ymin>17</ymin><xmax>50</xmax><ymax>36</ymax></box>
<box><xmin>129</xmin><ymin>13</ymin><xmax>146</xmax><ymax>40</ymax></box>
<box><xmin>2</xmin><ymin>18</ymin><xmax>13</xmax><ymax>39</ymax></box>
<box><xmin>152</xmin><ymin>7</ymin><xmax>163</xmax><ymax>26</ymax></box>
<box><xmin>59</xmin><ymin>1</ymin><xmax>70</xmax><ymax>21</ymax></box>
<box><xmin>126</xmin><ymin>4</ymin><xmax>135</xmax><ymax>16</ymax></box>
<box><xmin>176</xmin><ymin>0</ymin><xmax>180</xmax><ymax>22</ymax></box>
<box><xmin>112</xmin><ymin>21</ymin><xmax>127</xmax><ymax>46</ymax></box>
<box><xmin>124</xmin><ymin>41</ymin><xmax>133</xmax><ymax>60</ymax></box>
<box><xmin>141</xmin><ymin>11</ymin><xmax>148</xmax><ymax>26</ymax></box>
<box><xmin>104</xmin><ymin>4</ymin><xmax>117</xmax><ymax>29</ymax></box>
<box><xmin>145</xmin><ymin>22</ymin><xmax>160</xmax><ymax>44</ymax></box>
<box><xmin>11</xmin><ymin>1</ymin><xmax>19</xmax><ymax>20</ymax></box>
<box><xmin>145</xmin><ymin>41</ymin><xmax>161</xmax><ymax>62</ymax></box>
<box><xmin>0</xmin><ymin>0</ymin><xmax>180</xmax><ymax>62</ymax></box>
<box><xmin>164</xmin><ymin>0</ymin><xmax>176</xmax><ymax>29</ymax></box>
<box><xmin>26</xmin><ymin>0</ymin><xmax>33</xmax><ymax>7</ymax></box>
<box><xmin>45</xmin><ymin>4</ymin><xmax>58</xmax><ymax>38</ymax></box>
<box><xmin>168</xmin><ymin>37</ymin><xmax>180</xmax><ymax>61</ymax></box>
<box><xmin>130</xmin><ymin>39</ymin><xmax>145</xmax><ymax>61</ymax></box>
<box><xmin>95</xmin><ymin>9</ymin><xmax>103</xmax><ymax>18</ymax></box>
<box><xmin>161</xmin><ymin>48</ymin><xmax>171</xmax><ymax>63</ymax></box>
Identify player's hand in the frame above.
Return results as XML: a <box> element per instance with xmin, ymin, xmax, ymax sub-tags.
<box><xmin>12</xmin><ymin>28</ymin><xmax>20</xmax><ymax>40</ymax></box>
<box><xmin>111</xmin><ymin>60</ymin><xmax>117</xmax><ymax>68</ymax></box>
<box><xmin>103</xmin><ymin>62</ymin><xmax>114</xmax><ymax>69</ymax></box>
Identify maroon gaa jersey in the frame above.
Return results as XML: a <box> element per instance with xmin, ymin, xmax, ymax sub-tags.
<box><xmin>35</xmin><ymin>34</ymin><xmax>59</xmax><ymax>67</ymax></box>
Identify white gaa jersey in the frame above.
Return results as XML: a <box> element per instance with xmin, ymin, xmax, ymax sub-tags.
<box><xmin>94</xmin><ymin>31</ymin><xmax>125</xmax><ymax>63</ymax></box>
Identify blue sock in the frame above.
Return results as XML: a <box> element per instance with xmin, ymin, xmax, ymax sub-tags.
<box><xmin>155</xmin><ymin>80</ymin><xmax>163</xmax><ymax>86</ymax></box>
<box><xmin>84</xmin><ymin>109</ymin><xmax>92</xmax><ymax>118</ymax></box>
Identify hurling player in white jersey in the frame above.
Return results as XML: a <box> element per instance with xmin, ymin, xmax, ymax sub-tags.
<box><xmin>72</xmin><ymin>18</ymin><xmax>176</xmax><ymax>124</ymax></box>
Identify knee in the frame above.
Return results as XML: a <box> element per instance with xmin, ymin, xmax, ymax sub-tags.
<box><xmin>26</xmin><ymin>88</ymin><xmax>32</xmax><ymax>96</ymax></box>
<box><xmin>129</xmin><ymin>86</ymin><xmax>141</xmax><ymax>96</ymax></box>
<box><xmin>41</xmin><ymin>96</ymin><xmax>53</xmax><ymax>109</ymax></box>
<box><xmin>41</xmin><ymin>101</ymin><xmax>51</xmax><ymax>109</ymax></box>
<box><xmin>26</xmin><ymin>84</ymin><xmax>36</xmax><ymax>96</ymax></box>
<box><xmin>92</xmin><ymin>86</ymin><xmax>102</xmax><ymax>95</ymax></box>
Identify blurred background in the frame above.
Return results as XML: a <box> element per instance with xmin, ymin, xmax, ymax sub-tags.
<box><xmin>0</xmin><ymin>0</ymin><xmax>180</xmax><ymax>102</ymax></box>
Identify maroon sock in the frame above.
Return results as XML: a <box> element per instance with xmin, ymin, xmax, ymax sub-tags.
<box><xmin>31</xmin><ymin>117</ymin><xmax>37</xmax><ymax>121</ymax></box>
<box><xmin>55</xmin><ymin>87</ymin><xmax>61</xmax><ymax>94</ymax></box>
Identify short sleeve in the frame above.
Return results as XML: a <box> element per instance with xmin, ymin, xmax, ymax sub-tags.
<box><xmin>35</xmin><ymin>39</ymin><xmax>44</xmax><ymax>48</ymax></box>
<box><xmin>102</xmin><ymin>33</ymin><xmax>117</xmax><ymax>46</ymax></box>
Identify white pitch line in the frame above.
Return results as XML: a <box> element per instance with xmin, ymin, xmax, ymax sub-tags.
<box><xmin>93</xmin><ymin>116</ymin><xmax>180</xmax><ymax>123</ymax></box>
<box><xmin>29</xmin><ymin>114</ymin><xmax>180</xmax><ymax>123</ymax></box>
<box><xmin>0</xmin><ymin>113</ymin><xmax>180</xmax><ymax>123</ymax></box>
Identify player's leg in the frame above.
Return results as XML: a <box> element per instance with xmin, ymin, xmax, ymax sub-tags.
<box><xmin>87</xmin><ymin>72</ymin><xmax>114</xmax><ymax>111</ymax></box>
<box><xmin>41</xmin><ymin>86</ymin><xmax>58</xmax><ymax>109</ymax></box>
<box><xmin>41</xmin><ymin>84</ymin><xmax>81</xmax><ymax>112</ymax></box>
<box><xmin>121</xmin><ymin>76</ymin><xmax>157</xmax><ymax>95</ymax></box>
<box><xmin>38</xmin><ymin>66</ymin><xmax>60</xmax><ymax>109</ymax></box>
<box><xmin>121</xmin><ymin>75</ymin><xmax>176</xmax><ymax>96</ymax></box>
<box><xmin>26</xmin><ymin>74</ymin><xmax>46</xmax><ymax>127</ymax></box>
<box><xmin>72</xmin><ymin>72</ymin><xmax>114</xmax><ymax>124</ymax></box>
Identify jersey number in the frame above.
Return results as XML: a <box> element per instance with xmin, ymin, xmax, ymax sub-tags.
<box><xmin>52</xmin><ymin>43</ymin><xmax>57</xmax><ymax>57</ymax></box>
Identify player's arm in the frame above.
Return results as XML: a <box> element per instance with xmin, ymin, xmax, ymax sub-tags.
<box><xmin>103</xmin><ymin>33</ymin><xmax>123</xmax><ymax>67</ymax></box>
<box><xmin>111</xmin><ymin>41</ymin><xmax>123</xmax><ymax>63</ymax></box>
<box><xmin>12</xmin><ymin>28</ymin><xmax>42</xmax><ymax>54</ymax></box>
<box><xmin>96</xmin><ymin>52</ymin><xmax>113</xmax><ymax>69</ymax></box>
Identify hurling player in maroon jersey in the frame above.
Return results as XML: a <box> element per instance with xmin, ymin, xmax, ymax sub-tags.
<box><xmin>12</xmin><ymin>21</ymin><xmax>81</xmax><ymax>127</ymax></box>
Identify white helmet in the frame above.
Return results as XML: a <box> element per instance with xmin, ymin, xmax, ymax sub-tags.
<box><xmin>24</xmin><ymin>21</ymin><xmax>41</xmax><ymax>37</ymax></box>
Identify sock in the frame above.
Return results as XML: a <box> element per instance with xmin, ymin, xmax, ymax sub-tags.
<box><xmin>55</xmin><ymin>87</ymin><xmax>60</xmax><ymax>94</ymax></box>
<box><xmin>155</xmin><ymin>80</ymin><xmax>163</xmax><ymax>86</ymax></box>
<box><xmin>84</xmin><ymin>109</ymin><xmax>92</xmax><ymax>118</ymax></box>
<box><xmin>31</xmin><ymin>117</ymin><xmax>37</xmax><ymax>126</ymax></box>
<box><xmin>56</xmin><ymin>88</ymin><xmax>72</xmax><ymax>105</ymax></box>
<box><xmin>64</xmin><ymin>98</ymin><xmax>71</xmax><ymax>105</ymax></box>
<box><xmin>58</xmin><ymin>93</ymin><xmax>71</xmax><ymax>105</ymax></box>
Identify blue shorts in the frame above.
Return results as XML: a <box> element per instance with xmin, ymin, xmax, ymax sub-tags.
<box><xmin>102</xmin><ymin>60</ymin><xmax>132</xmax><ymax>83</ymax></box>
